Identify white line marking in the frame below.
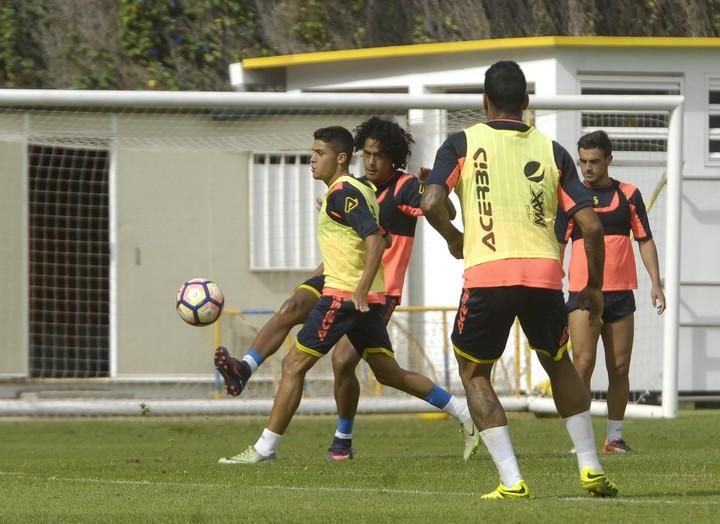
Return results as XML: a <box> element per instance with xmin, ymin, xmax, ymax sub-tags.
<box><xmin>1</xmin><ymin>471</ymin><xmax>719</xmax><ymax>505</ymax></box>
<box><xmin>0</xmin><ymin>471</ymin><xmax>474</xmax><ymax>496</ymax></box>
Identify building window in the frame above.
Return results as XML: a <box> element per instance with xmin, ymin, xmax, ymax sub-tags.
<box><xmin>580</xmin><ymin>74</ymin><xmax>682</xmax><ymax>163</ymax></box>
<box><xmin>249</xmin><ymin>152</ymin><xmax>362</xmax><ymax>271</ymax></box>
<box><xmin>709</xmin><ymin>77</ymin><xmax>720</xmax><ymax>165</ymax></box>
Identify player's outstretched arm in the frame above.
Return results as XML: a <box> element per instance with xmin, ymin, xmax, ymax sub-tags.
<box><xmin>421</xmin><ymin>184</ymin><xmax>463</xmax><ymax>259</ymax></box>
<box><xmin>351</xmin><ymin>232</ymin><xmax>385</xmax><ymax>312</ymax></box>
<box><xmin>638</xmin><ymin>238</ymin><xmax>666</xmax><ymax>314</ymax></box>
<box><xmin>573</xmin><ymin>206</ymin><xmax>605</xmax><ymax>322</ymax></box>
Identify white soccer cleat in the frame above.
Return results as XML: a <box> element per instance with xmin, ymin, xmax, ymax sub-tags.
<box><xmin>218</xmin><ymin>445</ymin><xmax>276</xmax><ymax>465</ymax></box>
<box><xmin>462</xmin><ymin>420</ymin><xmax>481</xmax><ymax>462</ymax></box>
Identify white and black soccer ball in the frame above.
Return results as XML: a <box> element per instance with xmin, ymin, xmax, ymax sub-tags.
<box><xmin>176</xmin><ymin>278</ymin><xmax>224</xmax><ymax>326</ymax></box>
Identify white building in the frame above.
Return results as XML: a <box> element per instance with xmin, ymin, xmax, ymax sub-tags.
<box><xmin>230</xmin><ymin>36</ymin><xmax>720</xmax><ymax>398</ymax></box>
<box><xmin>0</xmin><ymin>36</ymin><xmax>717</xmax><ymax>409</ymax></box>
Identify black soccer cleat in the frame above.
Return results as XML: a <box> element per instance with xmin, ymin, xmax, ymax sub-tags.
<box><xmin>214</xmin><ymin>346</ymin><xmax>251</xmax><ymax>397</ymax></box>
<box><xmin>326</xmin><ymin>436</ymin><xmax>354</xmax><ymax>462</ymax></box>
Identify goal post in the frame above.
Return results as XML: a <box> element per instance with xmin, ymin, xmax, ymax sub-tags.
<box><xmin>0</xmin><ymin>90</ymin><xmax>683</xmax><ymax>418</ymax></box>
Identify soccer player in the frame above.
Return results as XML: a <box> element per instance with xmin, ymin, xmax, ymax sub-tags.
<box><xmin>218</xmin><ymin>125</ymin><xmax>478</xmax><ymax>464</ymax></box>
<box><xmin>421</xmin><ymin>60</ymin><xmax>618</xmax><ymax>499</ymax></box>
<box><xmin>556</xmin><ymin>130</ymin><xmax>666</xmax><ymax>454</ymax></box>
<box><xmin>325</xmin><ymin>117</ymin><xmax>474</xmax><ymax>461</ymax></box>
<box><xmin>216</xmin><ymin>118</ymin><xmax>478</xmax><ymax>462</ymax></box>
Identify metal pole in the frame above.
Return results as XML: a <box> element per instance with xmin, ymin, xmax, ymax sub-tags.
<box><xmin>662</xmin><ymin>101</ymin><xmax>684</xmax><ymax>418</ymax></box>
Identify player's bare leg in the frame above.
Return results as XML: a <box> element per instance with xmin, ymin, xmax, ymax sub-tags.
<box><xmin>215</xmin><ymin>287</ymin><xmax>318</xmax><ymax>396</ymax></box>
<box><xmin>455</xmin><ymin>357</ymin><xmax>526</xmax><ymax>498</ymax></box>
<box><xmin>455</xmin><ymin>359</ymin><xmax>507</xmax><ymax>430</ymax></box>
<box><xmin>538</xmin><ymin>352</ymin><xmax>617</xmax><ymax>497</ymax></box>
<box><xmin>266</xmin><ymin>348</ymin><xmax>319</xmax><ymax>434</ymax></box>
<box><xmin>538</xmin><ymin>352</ymin><xmax>591</xmax><ymax>417</ymax></box>
<box><xmin>218</xmin><ymin>347</ymin><xmax>318</xmax><ymax>465</ymax></box>
<box><xmin>327</xmin><ymin>337</ymin><xmax>362</xmax><ymax>461</ymax></box>
<box><xmin>568</xmin><ymin>309</ymin><xmax>603</xmax><ymax>394</ymax></box>
<box><xmin>367</xmin><ymin>353</ymin><xmax>442</xmax><ymax>398</ymax></box>
<box><xmin>365</xmin><ymin>352</ymin><xmax>480</xmax><ymax>461</ymax></box>
<box><xmin>332</xmin><ymin>337</ymin><xmax>362</xmax><ymax>419</ymax></box>
<box><xmin>253</xmin><ymin>287</ymin><xmax>320</xmax><ymax>360</ymax></box>
<box><xmin>601</xmin><ymin>314</ymin><xmax>634</xmax><ymax>422</ymax></box>
<box><xmin>600</xmin><ymin>314</ymin><xmax>635</xmax><ymax>453</ymax></box>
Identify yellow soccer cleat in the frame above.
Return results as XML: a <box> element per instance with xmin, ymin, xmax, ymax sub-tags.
<box><xmin>580</xmin><ymin>467</ymin><xmax>619</xmax><ymax>497</ymax></box>
<box><xmin>480</xmin><ymin>480</ymin><xmax>530</xmax><ymax>500</ymax></box>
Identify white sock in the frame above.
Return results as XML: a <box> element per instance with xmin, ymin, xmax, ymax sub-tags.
<box><xmin>254</xmin><ymin>428</ymin><xmax>282</xmax><ymax>457</ymax></box>
<box><xmin>334</xmin><ymin>431</ymin><xmax>352</xmax><ymax>440</ymax></box>
<box><xmin>606</xmin><ymin>419</ymin><xmax>623</xmax><ymax>443</ymax></box>
<box><xmin>564</xmin><ymin>410</ymin><xmax>602</xmax><ymax>472</ymax></box>
<box><xmin>242</xmin><ymin>354</ymin><xmax>260</xmax><ymax>375</ymax></box>
<box><xmin>443</xmin><ymin>396</ymin><xmax>472</xmax><ymax>425</ymax></box>
<box><xmin>480</xmin><ymin>426</ymin><xmax>523</xmax><ymax>487</ymax></box>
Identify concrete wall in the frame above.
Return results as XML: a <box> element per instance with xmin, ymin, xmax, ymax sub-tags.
<box><xmin>0</xmin><ymin>111</ymin><xmax>315</xmax><ymax>381</ymax></box>
<box><xmin>115</xmin><ymin>146</ymin><xmax>310</xmax><ymax>376</ymax></box>
<box><xmin>0</xmin><ymin>141</ymin><xmax>26</xmax><ymax>377</ymax></box>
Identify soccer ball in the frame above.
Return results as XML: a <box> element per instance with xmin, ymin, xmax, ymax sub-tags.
<box><xmin>176</xmin><ymin>278</ymin><xmax>224</xmax><ymax>326</ymax></box>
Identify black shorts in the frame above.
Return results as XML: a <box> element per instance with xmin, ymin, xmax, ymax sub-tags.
<box><xmin>297</xmin><ymin>276</ymin><xmax>398</xmax><ymax>323</ymax></box>
<box><xmin>296</xmin><ymin>275</ymin><xmax>325</xmax><ymax>298</ymax></box>
<box><xmin>566</xmin><ymin>290</ymin><xmax>636</xmax><ymax>324</ymax></box>
<box><xmin>382</xmin><ymin>295</ymin><xmax>401</xmax><ymax>324</ymax></box>
<box><xmin>451</xmin><ymin>286</ymin><xmax>569</xmax><ymax>363</ymax></box>
<box><xmin>295</xmin><ymin>296</ymin><xmax>394</xmax><ymax>358</ymax></box>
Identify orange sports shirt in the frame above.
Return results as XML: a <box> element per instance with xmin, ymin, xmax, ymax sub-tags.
<box><xmin>555</xmin><ymin>179</ymin><xmax>652</xmax><ymax>292</ymax></box>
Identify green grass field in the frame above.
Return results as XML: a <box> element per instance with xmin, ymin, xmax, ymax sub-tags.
<box><xmin>1</xmin><ymin>410</ymin><xmax>718</xmax><ymax>523</ymax></box>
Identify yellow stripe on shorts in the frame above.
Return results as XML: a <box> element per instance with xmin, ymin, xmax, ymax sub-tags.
<box><xmin>362</xmin><ymin>347</ymin><xmax>395</xmax><ymax>360</ymax></box>
<box><xmin>295</xmin><ymin>340</ymin><xmax>323</xmax><ymax>358</ymax></box>
<box><xmin>296</xmin><ymin>284</ymin><xmax>321</xmax><ymax>298</ymax></box>
<box><xmin>452</xmin><ymin>344</ymin><xmax>498</xmax><ymax>364</ymax></box>
<box><xmin>531</xmin><ymin>341</ymin><xmax>569</xmax><ymax>361</ymax></box>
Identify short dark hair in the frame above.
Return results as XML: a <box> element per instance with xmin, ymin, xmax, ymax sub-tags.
<box><xmin>577</xmin><ymin>130</ymin><xmax>613</xmax><ymax>157</ymax></box>
<box><xmin>313</xmin><ymin>126</ymin><xmax>354</xmax><ymax>165</ymax></box>
<box><xmin>484</xmin><ymin>60</ymin><xmax>527</xmax><ymax>114</ymax></box>
<box><xmin>353</xmin><ymin>116</ymin><xmax>414</xmax><ymax>170</ymax></box>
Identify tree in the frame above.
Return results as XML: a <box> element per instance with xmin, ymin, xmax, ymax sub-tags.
<box><xmin>0</xmin><ymin>1</ymin><xmax>47</xmax><ymax>88</ymax></box>
<box><xmin>0</xmin><ymin>0</ymin><xmax>718</xmax><ymax>90</ymax></box>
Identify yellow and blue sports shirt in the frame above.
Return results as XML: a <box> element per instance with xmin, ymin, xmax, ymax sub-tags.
<box><xmin>318</xmin><ymin>175</ymin><xmax>385</xmax><ymax>302</ymax></box>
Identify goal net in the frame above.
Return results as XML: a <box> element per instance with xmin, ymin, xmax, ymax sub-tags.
<box><xmin>0</xmin><ymin>91</ymin><xmax>682</xmax><ymax>417</ymax></box>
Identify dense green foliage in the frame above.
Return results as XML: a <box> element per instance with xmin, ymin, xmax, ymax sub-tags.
<box><xmin>117</xmin><ymin>0</ymin><xmax>271</xmax><ymax>89</ymax></box>
<box><xmin>0</xmin><ymin>2</ymin><xmax>47</xmax><ymax>87</ymax></box>
<box><xmin>0</xmin><ymin>0</ymin><xmax>718</xmax><ymax>90</ymax></box>
<box><xmin>1</xmin><ymin>412</ymin><xmax>718</xmax><ymax>522</ymax></box>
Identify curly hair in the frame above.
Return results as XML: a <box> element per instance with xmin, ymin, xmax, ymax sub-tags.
<box><xmin>353</xmin><ymin>117</ymin><xmax>414</xmax><ymax>170</ymax></box>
